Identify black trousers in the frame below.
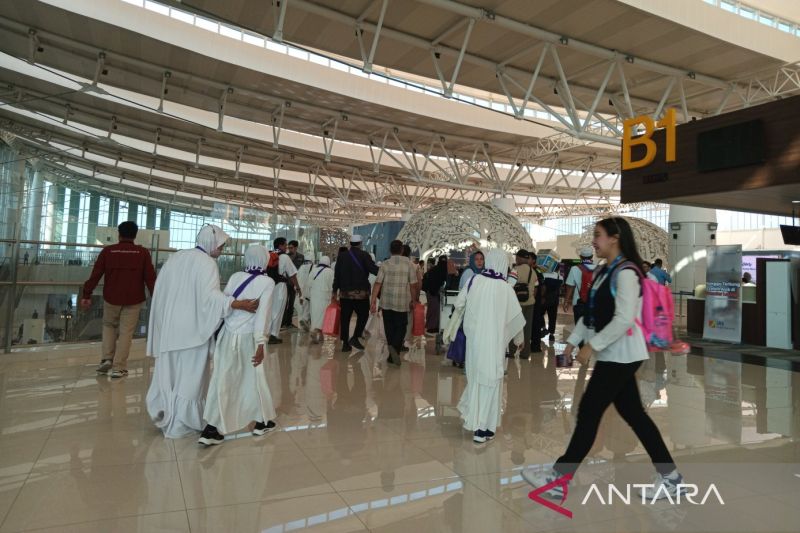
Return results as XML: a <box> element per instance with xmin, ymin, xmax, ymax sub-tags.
<box><xmin>545</xmin><ymin>303</ymin><xmax>559</xmax><ymax>335</ymax></box>
<box><xmin>283</xmin><ymin>284</ymin><xmax>296</xmax><ymax>327</ymax></box>
<box><xmin>530</xmin><ymin>303</ymin><xmax>546</xmax><ymax>351</ymax></box>
<box><xmin>340</xmin><ymin>298</ymin><xmax>369</xmax><ymax>343</ymax></box>
<box><xmin>382</xmin><ymin>309</ymin><xmax>408</xmax><ymax>352</ymax></box>
<box><xmin>554</xmin><ymin>360</ymin><xmax>676</xmax><ymax>476</ymax></box>
<box><xmin>572</xmin><ymin>303</ymin><xmax>585</xmax><ymax>326</ymax></box>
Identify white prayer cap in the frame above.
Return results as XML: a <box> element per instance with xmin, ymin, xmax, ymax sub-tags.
<box><xmin>319</xmin><ymin>255</ymin><xmax>331</xmax><ymax>266</ymax></box>
<box><xmin>579</xmin><ymin>246</ymin><xmax>594</xmax><ymax>258</ymax></box>
<box><xmin>350</xmin><ymin>234</ymin><xmax>363</xmax><ymax>243</ymax></box>
<box><xmin>485</xmin><ymin>249</ymin><xmax>509</xmax><ymax>276</ymax></box>
<box><xmin>244</xmin><ymin>244</ymin><xmax>268</xmax><ymax>271</ymax></box>
<box><xmin>196</xmin><ymin>224</ymin><xmax>229</xmax><ymax>255</ymax></box>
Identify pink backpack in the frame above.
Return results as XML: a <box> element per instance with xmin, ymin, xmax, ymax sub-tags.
<box><xmin>610</xmin><ymin>262</ymin><xmax>675</xmax><ymax>352</ymax></box>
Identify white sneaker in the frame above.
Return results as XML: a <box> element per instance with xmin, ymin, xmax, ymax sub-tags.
<box><xmin>641</xmin><ymin>470</ymin><xmax>684</xmax><ymax>501</ymax></box>
<box><xmin>521</xmin><ymin>467</ymin><xmax>566</xmax><ymax>500</ymax></box>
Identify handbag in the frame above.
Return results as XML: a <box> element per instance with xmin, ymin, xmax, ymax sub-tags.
<box><xmin>365</xmin><ymin>311</ymin><xmax>386</xmax><ymax>342</ymax></box>
<box><xmin>446</xmin><ymin>327</ymin><xmax>466</xmax><ymax>365</ymax></box>
<box><xmin>321</xmin><ymin>302</ymin><xmax>341</xmax><ymax>336</ymax></box>
<box><xmin>411</xmin><ymin>301</ymin><xmax>426</xmax><ymax>337</ymax></box>
<box><xmin>513</xmin><ymin>267</ymin><xmax>533</xmax><ymax>303</ymax></box>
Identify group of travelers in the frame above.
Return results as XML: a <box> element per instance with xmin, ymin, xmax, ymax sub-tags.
<box><xmin>82</xmin><ymin>216</ymin><xmax>683</xmax><ymax>502</ymax></box>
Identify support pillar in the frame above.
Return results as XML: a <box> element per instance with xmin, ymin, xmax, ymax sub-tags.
<box><xmin>3</xmin><ymin>159</ymin><xmax>26</xmax><ymax>352</ymax></box>
<box><xmin>146</xmin><ymin>204</ymin><xmax>157</xmax><ymax>230</ymax></box>
<box><xmin>25</xmin><ymin>169</ymin><xmax>44</xmax><ymax>243</ymax></box>
<box><xmin>127</xmin><ymin>201</ymin><xmax>139</xmax><ymax>223</ymax></box>
<box><xmin>87</xmin><ymin>192</ymin><xmax>100</xmax><ymax>244</ymax></box>
<box><xmin>66</xmin><ymin>189</ymin><xmax>81</xmax><ymax>246</ymax></box>
<box><xmin>159</xmin><ymin>207</ymin><xmax>170</xmax><ymax>231</ymax></box>
<box><xmin>50</xmin><ymin>185</ymin><xmax>65</xmax><ymax>243</ymax></box>
<box><xmin>668</xmin><ymin>205</ymin><xmax>718</xmax><ymax>294</ymax></box>
<box><xmin>108</xmin><ymin>198</ymin><xmax>119</xmax><ymax>227</ymax></box>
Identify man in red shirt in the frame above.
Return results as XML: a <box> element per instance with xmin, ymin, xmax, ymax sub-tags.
<box><xmin>81</xmin><ymin>221</ymin><xmax>156</xmax><ymax>378</ymax></box>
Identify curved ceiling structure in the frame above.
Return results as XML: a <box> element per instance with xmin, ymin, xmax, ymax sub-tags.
<box><xmin>0</xmin><ymin>0</ymin><xmax>796</xmax><ymax>225</ymax></box>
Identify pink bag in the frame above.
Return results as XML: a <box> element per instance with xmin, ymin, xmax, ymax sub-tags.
<box><xmin>322</xmin><ymin>302</ymin><xmax>340</xmax><ymax>337</ymax></box>
<box><xmin>611</xmin><ymin>263</ymin><xmax>676</xmax><ymax>352</ymax></box>
<box><xmin>412</xmin><ymin>302</ymin><xmax>426</xmax><ymax>337</ymax></box>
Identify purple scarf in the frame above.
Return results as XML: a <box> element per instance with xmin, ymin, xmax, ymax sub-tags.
<box><xmin>480</xmin><ymin>269</ymin><xmax>506</xmax><ymax>281</ymax></box>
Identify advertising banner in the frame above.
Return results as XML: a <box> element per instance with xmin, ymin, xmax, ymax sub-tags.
<box><xmin>703</xmin><ymin>245</ymin><xmax>742</xmax><ymax>343</ymax></box>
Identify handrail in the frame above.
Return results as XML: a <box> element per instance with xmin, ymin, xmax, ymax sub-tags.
<box><xmin>0</xmin><ymin>238</ymin><xmax>247</xmax><ymax>256</ymax></box>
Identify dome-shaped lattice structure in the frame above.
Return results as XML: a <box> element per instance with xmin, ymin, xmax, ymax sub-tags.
<box><xmin>574</xmin><ymin>216</ymin><xmax>668</xmax><ymax>263</ymax></box>
<box><xmin>397</xmin><ymin>201</ymin><xmax>533</xmax><ymax>259</ymax></box>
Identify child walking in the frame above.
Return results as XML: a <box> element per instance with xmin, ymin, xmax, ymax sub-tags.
<box><xmin>199</xmin><ymin>245</ymin><xmax>279</xmax><ymax>446</ymax></box>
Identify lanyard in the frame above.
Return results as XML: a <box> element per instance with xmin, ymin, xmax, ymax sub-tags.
<box><xmin>348</xmin><ymin>249</ymin><xmax>366</xmax><ymax>274</ymax></box>
<box><xmin>586</xmin><ymin>255</ymin><xmax>624</xmax><ymax>329</ymax></box>
<box><xmin>313</xmin><ymin>264</ymin><xmax>329</xmax><ymax>280</ymax></box>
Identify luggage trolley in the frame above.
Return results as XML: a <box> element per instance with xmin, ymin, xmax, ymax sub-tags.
<box><xmin>435</xmin><ymin>288</ymin><xmax>460</xmax><ymax>355</ymax></box>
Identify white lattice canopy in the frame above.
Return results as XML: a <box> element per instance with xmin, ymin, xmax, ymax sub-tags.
<box><xmin>397</xmin><ymin>201</ymin><xmax>533</xmax><ymax>259</ymax></box>
<box><xmin>574</xmin><ymin>216</ymin><xmax>669</xmax><ymax>263</ymax></box>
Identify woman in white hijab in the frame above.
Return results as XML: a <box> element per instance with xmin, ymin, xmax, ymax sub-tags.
<box><xmin>454</xmin><ymin>249</ymin><xmax>525</xmax><ymax>444</ymax></box>
<box><xmin>146</xmin><ymin>225</ymin><xmax>259</xmax><ymax>439</ymax></box>
<box><xmin>296</xmin><ymin>259</ymin><xmax>314</xmax><ymax>330</ymax></box>
<box><xmin>199</xmin><ymin>244</ymin><xmax>278</xmax><ymax>445</ymax></box>
<box><xmin>308</xmin><ymin>256</ymin><xmax>334</xmax><ymax>343</ymax></box>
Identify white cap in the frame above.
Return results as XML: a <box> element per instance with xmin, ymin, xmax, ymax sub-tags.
<box><xmin>350</xmin><ymin>234</ymin><xmax>363</xmax><ymax>243</ymax></box>
<box><xmin>579</xmin><ymin>246</ymin><xmax>594</xmax><ymax>258</ymax></box>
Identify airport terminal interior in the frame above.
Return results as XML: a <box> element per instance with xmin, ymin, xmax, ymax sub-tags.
<box><xmin>0</xmin><ymin>0</ymin><xmax>799</xmax><ymax>532</ymax></box>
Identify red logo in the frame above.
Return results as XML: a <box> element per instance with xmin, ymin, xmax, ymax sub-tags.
<box><xmin>527</xmin><ymin>473</ymin><xmax>573</xmax><ymax>518</ymax></box>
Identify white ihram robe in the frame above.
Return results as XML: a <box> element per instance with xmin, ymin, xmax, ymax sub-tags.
<box><xmin>204</xmin><ymin>245</ymin><xmax>277</xmax><ymax>434</ymax></box>
<box><xmin>454</xmin><ymin>250</ymin><xmax>524</xmax><ymax>433</ymax></box>
<box><xmin>268</xmin><ymin>253</ymin><xmax>298</xmax><ymax>337</ymax></box>
<box><xmin>146</xmin><ymin>225</ymin><xmax>233</xmax><ymax>439</ymax></box>
<box><xmin>296</xmin><ymin>261</ymin><xmax>313</xmax><ymax>326</ymax></box>
<box><xmin>308</xmin><ymin>257</ymin><xmax>333</xmax><ymax>331</ymax></box>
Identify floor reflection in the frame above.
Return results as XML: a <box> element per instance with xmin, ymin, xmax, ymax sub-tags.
<box><xmin>0</xmin><ymin>326</ymin><xmax>797</xmax><ymax>532</ymax></box>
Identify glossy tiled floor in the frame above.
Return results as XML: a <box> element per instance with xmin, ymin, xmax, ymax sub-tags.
<box><xmin>0</xmin><ymin>329</ymin><xmax>798</xmax><ymax>532</ymax></box>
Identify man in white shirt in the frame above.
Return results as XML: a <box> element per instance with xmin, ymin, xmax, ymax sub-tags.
<box><xmin>267</xmin><ymin>237</ymin><xmax>301</xmax><ymax>345</ymax></box>
<box><xmin>563</xmin><ymin>246</ymin><xmax>597</xmax><ymax>326</ymax></box>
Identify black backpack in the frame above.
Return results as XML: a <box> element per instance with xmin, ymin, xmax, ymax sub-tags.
<box><xmin>266</xmin><ymin>251</ymin><xmax>288</xmax><ymax>284</ymax></box>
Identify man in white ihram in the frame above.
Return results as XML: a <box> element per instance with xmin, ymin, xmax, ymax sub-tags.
<box><xmin>266</xmin><ymin>237</ymin><xmax>300</xmax><ymax>345</ymax></box>
<box><xmin>146</xmin><ymin>225</ymin><xmax>259</xmax><ymax>439</ymax></box>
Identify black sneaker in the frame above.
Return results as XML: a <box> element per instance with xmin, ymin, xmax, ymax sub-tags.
<box><xmin>253</xmin><ymin>420</ymin><xmax>277</xmax><ymax>436</ymax></box>
<box><xmin>473</xmin><ymin>430</ymin><xmax>487</xmax><ymax>443</ymax></box>
<box><xmin>97</xmin><ymin>359</ymin><xmax>112</xmax><ymax>374</ymax></box>
<box><xmin>268</xmin><ymin>336</ymin><xmax>283</xmax><ymax>345</ymax></box>
<box><xmin>341</xmin><ymin>342</ymin><xmax>352</xmax><ymax>353</ymax></box>
<box><xmin>483</xmin><ymin>430</ymin><xmax>495</xmax><ymax>441</ymax></box>
<box><xmin>399</xmin><ymin>346</ymin><xmax>409</xmax><ymax>353</ymax></box>
<box><xmin>198</xmin><ymin>425</ymin><xmax>224</xmax><ymax>446</ymax></box>
<box><xmin>349</xmin><ymin>337</ymin><xmax>365</xmax><ymax>351</ymax></box>
<box><xmin>387</xmin><ymin>347</ymin><xmax>401</xmax><ymax>366</ymax></box>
